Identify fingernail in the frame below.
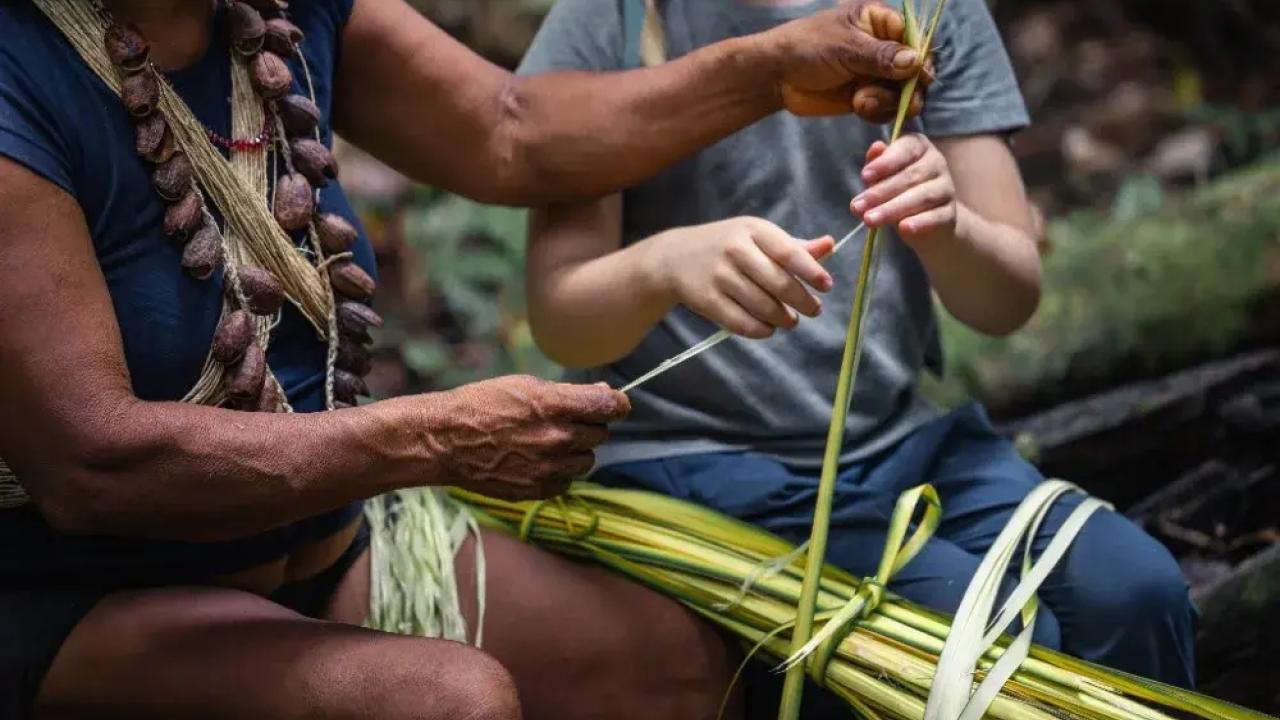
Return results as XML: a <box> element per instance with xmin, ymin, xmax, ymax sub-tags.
<box><xmin>866</xmin><ymin>209</ymin><xmax>882</xmax><ymax>224</ymax></box>
<box><xmin>852</xmin><ymin>197</ymin><xmax>866</xmax><ymax>213</ymax></box>
<box><xmin>893</xmin><ymin>49</ymin><xmax>919</xmax><ymax>69</ymax></box>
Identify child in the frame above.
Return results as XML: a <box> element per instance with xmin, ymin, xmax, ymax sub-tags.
<box><xmin>518</xmin><ymin>0</ymin><xmax>1197</xmax><ymax>706</ymax></box>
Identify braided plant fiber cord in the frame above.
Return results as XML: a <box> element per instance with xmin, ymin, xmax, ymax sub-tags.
<box><xmin>0</xmin><ymin>0</ymin><xmax>481</xmax><ymax>644</ymax></box>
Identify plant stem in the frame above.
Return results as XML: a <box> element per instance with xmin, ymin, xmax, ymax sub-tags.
<box><xmin>776</xmin><ymin>66</ymin><xmax>925</xmax><ymax>720</ymax></box>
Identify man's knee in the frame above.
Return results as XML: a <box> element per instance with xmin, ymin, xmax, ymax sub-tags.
<box><xmin>333</xmin><ymin>640</ymin><xmax>521</xmax><ymax>720</ymax></box>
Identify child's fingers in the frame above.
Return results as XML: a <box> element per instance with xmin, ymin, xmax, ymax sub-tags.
<box><xmin>699</xmin><ymin>295</ymin><xmax>775</xmax><ymax>339</ymax></box>
<box><xmin>862</xmin><ymin>177</ymin><xmax>952</xmax><ymax>227</ymax></box>
<box><xmin>804</xmin><ymin>236</ymin><xmax>836</xmax><ymax>261</ymax></box>
<box><xmin>851</xmin><ymin>158</ymin><xmax>940</xmax><ymax>216</ymax></box>
<box><xmin>899</xmin><ymin>205</ymin><xmax>956</xmax><ymax>238</ymax></box>
<box><xmin>716</xmin><ymin>268</ymin><xmax>798</xmax><ymax>329</ymax></box>
<box><xmin>733</xmin><ymin>244</ymin><xmax>823</xmax><ymax>319</ymax></box>
<box><xmin>862</xmin><ymin>134</ymin><xmax>930</xmax><ymax>183</ymax></box>
<box><xmin>751</xmin><ymin>222</ymin><xmax>834</xmax><ymax>293</ymax></box>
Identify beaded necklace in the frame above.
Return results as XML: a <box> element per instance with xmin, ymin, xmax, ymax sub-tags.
<box><xmin>95</xmin><ymin>0</ymin><xmax>378</xmax><ymax>411</ymax></box>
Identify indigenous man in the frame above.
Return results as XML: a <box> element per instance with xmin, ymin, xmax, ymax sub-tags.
<box><xmin>0</xmin><ymin>0</ymin><xmax>926</xmax><ymax>718</ymax></box>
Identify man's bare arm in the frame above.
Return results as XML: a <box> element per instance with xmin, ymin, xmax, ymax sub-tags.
<box><xmin>334</xmin><ymin>0</ymin><xmax>923</xmax><ymax>206</ymax></box>
<box><xmin>0</xmin><ymin>160</ymin><xmax>626</xmax><ymax>543</ymax></box>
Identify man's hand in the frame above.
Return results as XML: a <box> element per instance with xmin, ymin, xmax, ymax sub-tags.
<box><xmin>760</xmin><ymin>2</ymin><xmax>927</xmax><ymax>120</ymax></box>
<box><xmin>425</xmin><ymin>376</ymin><xmax>630</xmax><ymax>500</ymax></box>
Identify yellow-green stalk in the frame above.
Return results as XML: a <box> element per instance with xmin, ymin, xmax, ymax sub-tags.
<box><xmin>775</xmin><ymin>4</ymin><xmax>944</xmax><ymax>718</ymax></box>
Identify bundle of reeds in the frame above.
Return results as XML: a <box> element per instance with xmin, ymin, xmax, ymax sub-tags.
<box><xmin>452</xmin><ymin>483</ymin><xmax>1272</xmax><ymax>720</ymax></box>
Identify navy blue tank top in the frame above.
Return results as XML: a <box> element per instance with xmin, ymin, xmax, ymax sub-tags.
<box><xmin>0</xmin><ymin>0</ymin><xmax>374</xmax><ymax>585</ymax></box>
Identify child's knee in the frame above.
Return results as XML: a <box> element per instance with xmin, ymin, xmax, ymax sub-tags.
<box><xmin>1068</xmin><ymin>512</ymin><xmax>1192</xmax><ymax>625</ymax></box>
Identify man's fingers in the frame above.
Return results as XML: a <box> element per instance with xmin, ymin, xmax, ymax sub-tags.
<box><xmin>559</xmin><ymin>423</ymin><xmax>610</xmax><ymax>452</ymax></box>
<box><xmin>852</xmin><ymin>84</ymin><xmax>900</xmax><ymax>124</ymax></box>
<box><xmin>558</xmin><ymin>453</ymin><xmax>597</xmax><ymax>481</ymax></box>
<box><xmin>782</xmin><ymin>84</ymin><xmax>857</xmax><ymax>117</ymax></box>
<box><xmin>547</xmin><ymin>383</ymin><xmax>630</xmax><ymax>423</ymax></box>
<box><xmin>857</xmin><ymin>3</ymin><xmax>907</xmax><ymax>43</ymax></box>
<box><xmin>844</xmin><ymin>30</ymin><xmax>920</xmax><ymax>81</ymax></box>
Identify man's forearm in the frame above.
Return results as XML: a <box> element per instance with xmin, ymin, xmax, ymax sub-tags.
<box><xmin>38</xmin><ymin>396</ymin><xmax>437</xmax><ymax>542</ymax></box>
<box><xmin>918</xmin><ymin>204</ymin><xmax>1042</xmax><ymax>336</ymax></box>
<box><xmin>492</xmin><ymin>37</ymin><xmax>781</xmax><ymax>205</ymax></box>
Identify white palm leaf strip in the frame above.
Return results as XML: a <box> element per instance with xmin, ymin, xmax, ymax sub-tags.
<box><xmin>619</xmin><ymin>222</ymin><xmax>868</xmax><ymax>393</ymax></box>
<box><xmin>927</xmin><ymin>480</ymin><xmax>1110</xmax><ymax>720</ymax></box>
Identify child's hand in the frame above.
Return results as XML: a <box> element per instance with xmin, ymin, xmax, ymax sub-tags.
<box><xmin>650</xmin><ymin>217</ymin><xmax>835</xmax><ymax>338</ymax></box>
<box><xmin>850</xmin><ymin>134</ymin><xmax>957</xmax><ymax>248</ymax></box>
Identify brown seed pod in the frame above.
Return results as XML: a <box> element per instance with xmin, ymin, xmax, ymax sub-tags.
<box><xmin>333</xmin><ymin>369</ymin><xmax>370</xmax><ymax>404</ymax></box>
<box><xmin>330</xmin><ymin>261</ymin><xmax>375</xmax><ymax>301</ymax></box>
<box><xmin>153</xmin><ymin>152</ymin><xmax>193</xmax><ymax>201</ymax></box>
<box><xmin>263</xmin><ymin>18</ymin><xmax>304</xmax><ymax>57</ymax></box>
<box><xmin>134</xmin><ymin>112</ymin><xmax>175</xmax><ymax>164</ymax></box>
<box><xmin>121</xmin><ymin>72</ymin><xmax>160</xmax><ymax>117</ymax></box>
<box><xmin>316</xmin><ymin>213</ymin><xmax>357</xmax><ymax>255</ymax></box>
<box><xmin>181</xmin><ymin>223</ymin><xmax>223</xmax><ymax>280</ymax></box>
<box><xmin>290</xmin><ymin>138</ymin><xmax>337</xmax><ymax>188</ymax></box>
<box><xmin>276</xmin><ymin>94</ymin><xmax>320</xmax><ymax>137</ymax></box>
<box><xmin>105</xmin><ymin>23</ymin><xmax>150</xmax><ymax>73</ymax></box>
<box><xmin>335</xmin><ymin>338</ymin><xmax>372</xmax><ymax>376</ymax></box>
<box><xmin>256</xmin><ymin>378</ymin><xmax>283</xmax><ymax>412</ymax></box>
<box><xmin>164</xmin><ymin>189</ymin><xmax>204</xmax><ymax>240</ymax></box>
<box><xmin>272</xmin><ymin>173</ymin><xmax>314</xmax><ymax>232</ymax></box>
<box><xmin>240</xmin><ymin>0</ymin><xmax>287</xmax><ymax>11</ymax></box>
<box><xmin>233</xmin><ymin>265</ymin><xmax>286</xmax><ymax>316</ymax></box>
<box><xmin>211</xmin><ymin>309</ymin><xmax>254</xmax><ymax>365</ymax></box>
<box><xmin>227</xmin><ymin>342</ymin><xmax>267</xmax><ymax>404</ymax></box>
<box><xmin>249</xmin><ymin>51</ymin><xmax>292</xmax><ymax>99</ymax></box>
<box><xmin>336</xmin><ymin>300</ymin><xmax>383</xmax><ymax>338</ymax></box>
<box><xmin>228</xmin><ymin>1</ymin><xmax>267</xmax><ymax>56</ymax></box>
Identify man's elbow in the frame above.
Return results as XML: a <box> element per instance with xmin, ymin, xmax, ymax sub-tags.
<box><xmin>35</xmin><ymin>420</ymin><xmax>163</xmax><ymax>538</ymax></box>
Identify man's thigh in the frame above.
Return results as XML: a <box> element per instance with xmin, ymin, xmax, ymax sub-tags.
<box><xmin>36</xmin><ymin>585</ymin><xmax>516</xmax><ymax>720</ymax></box>
<box><xmin>455</xmin><ymin>529</ymin><xmax>744</xmax><ymax>720</ymax></box>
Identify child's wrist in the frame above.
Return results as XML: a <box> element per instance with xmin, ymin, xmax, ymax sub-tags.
<box><xmin>636</xmin><ymin>232</ymin><xmax>679</xmax><ymax>306</ymax></box>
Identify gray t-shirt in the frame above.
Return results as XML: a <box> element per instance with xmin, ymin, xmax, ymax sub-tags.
<box><xmin>519</xmin><ymin>0</ymin><xmax>1029</xmax><ymax>468</ymax></box>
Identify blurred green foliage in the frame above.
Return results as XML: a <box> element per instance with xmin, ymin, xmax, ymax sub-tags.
<box><xmin>926</xmin><ymin>155</ymin><xmax>1280</xmax><ymax>415</ymax></box>
<box><xmin>398</xmin><ymin>191</ymin><xmax>559</xmax><ymax>388</ymax></box>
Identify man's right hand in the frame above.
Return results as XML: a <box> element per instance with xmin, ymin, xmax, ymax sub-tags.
<box><xmin>424</xmin><ymin>376</ymin><xmax>630</xmax><ymax>501</ymax></box>
<box><xmin>755</xmin><ymin>1</ymin><xmax>928</xmax><ymax>122</ymax></box>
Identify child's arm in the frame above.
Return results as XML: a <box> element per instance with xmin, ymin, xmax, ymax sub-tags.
<box><xmin>527</xmin><ymin>198</ymin><xmax>835</xmax><ymax>369</ymax></box>
<box><xmin>851</xmin><ymin>133</ymin><xmax>1042</xmax><ymax>336</ymax></box>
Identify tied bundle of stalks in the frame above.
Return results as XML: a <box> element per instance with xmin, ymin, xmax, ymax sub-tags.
<box><xmin>452</xmin><ymin>484</ymin><xmax>1273</xmax><ymax>720</ymax></box>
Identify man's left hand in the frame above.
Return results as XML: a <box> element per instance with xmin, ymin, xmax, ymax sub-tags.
<box><xmin>758</xmin><ymin>1</ymin><xmax>928</xmax><ymax>121</ymax></box>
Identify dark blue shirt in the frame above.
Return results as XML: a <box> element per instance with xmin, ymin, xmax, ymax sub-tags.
<box><xmin>0</xmin><ymin>0</ymin><xmax>375</xmax><ymax>584</ymax></box>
